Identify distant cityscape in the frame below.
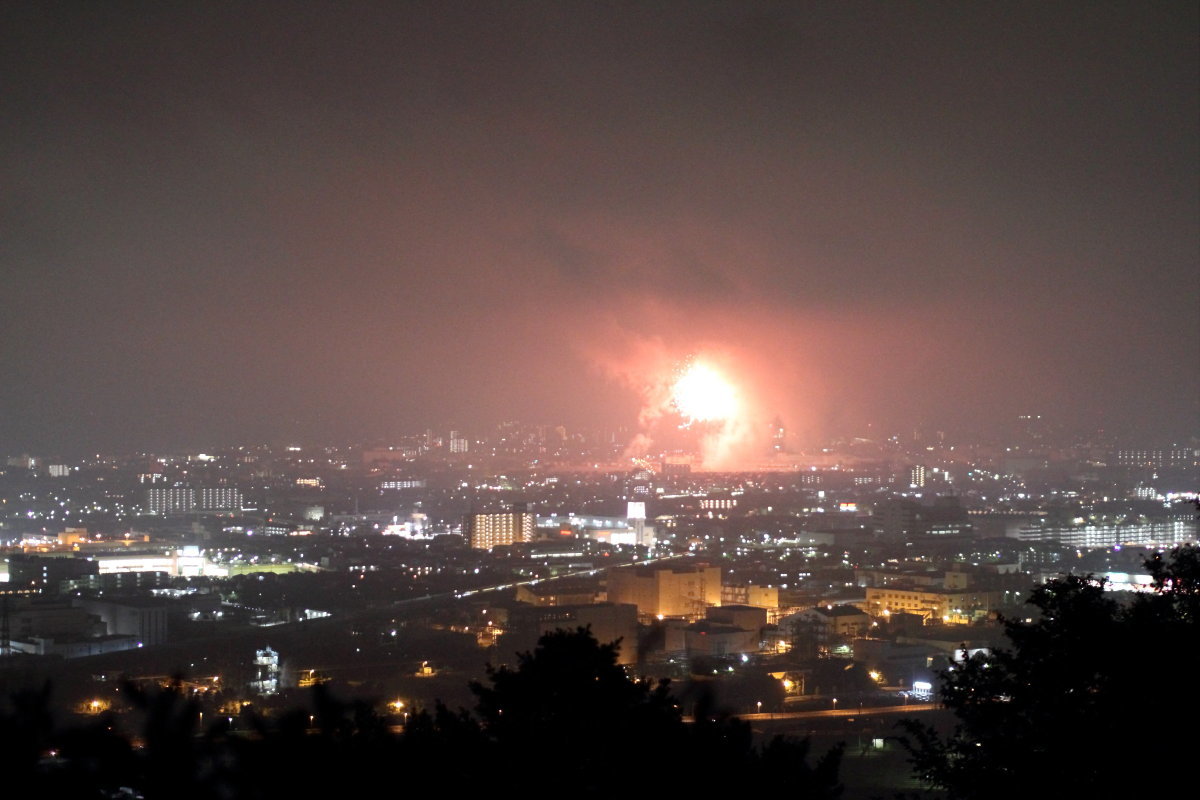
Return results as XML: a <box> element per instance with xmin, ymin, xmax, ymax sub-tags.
<box><xmin>0</xmin><ymin>416</ymin><xmax>1196</xmax><ymax>795</ymax></box>
<box><xmin>2</xmin><ymin>417</ymin><xmax>1194</xmax><ymax>656</ymax></box>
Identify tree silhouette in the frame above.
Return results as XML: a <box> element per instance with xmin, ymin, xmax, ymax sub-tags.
<box><xmin>472</xmin><ymin>626</ymin><xmax>842</xmax><ymax>797</ymax></box>
<box><xmin>0</xmin><ymin>682</ymin><xmax>55</xmax><ymax>796</ymax></box>
<box><xmin>901</xmin><ymin>544</ymin><xmax>1200</xmax><ymax>799</ymax></box>
<box><xmin>470</xmin><ymin>626</ymin><xmax>682</xmax><ymax>795</ymax></box>
<box><xmin>1</xmin><ymin>626</ymin><xmax>844</xmax><ymax>797</ymax></box>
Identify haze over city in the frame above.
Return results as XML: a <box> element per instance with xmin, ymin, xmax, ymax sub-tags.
<box><xmin>2</xmin><ymin>7</ymin><xmax>1198</xmax><ymax>797</ymax></box>
<box><xmin>2</xmin><ymin>1</ymin><xmax>1196</xmax><ymax>456</ymax></box>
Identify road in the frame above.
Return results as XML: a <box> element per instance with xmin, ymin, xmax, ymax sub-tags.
<box><xmin>732</xmin><ymin>702</ymin><xmax>941</xmax><ymax>722</ymax></box>
<box><xmin>451</xmin><ymin>552</ymin><xmax>683</xmax><ymax>599</ymax></box>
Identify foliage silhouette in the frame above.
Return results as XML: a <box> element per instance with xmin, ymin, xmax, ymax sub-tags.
<box><xmin>470</xmin><ymin>625</ymin><xmax>842</xmax><ymax>797</ymax></box>
<box><xmin>1</xmin><ymin>626</ymin><xmax>843</xmax><ymax>797</ymax></box>
<box><xmin>470</xmin><ymin>626</ymin><xmax>683</xmax><ymax>795</ymax></box>
<box><xmin>900</xmin><ymin>544</ymin><xmax>1200</xmax><ymax>799</ymax></box>
<box><xmin>0</xmin><ymin>682</ymin><xmax>55</xmax><ymax>796</ymax></box>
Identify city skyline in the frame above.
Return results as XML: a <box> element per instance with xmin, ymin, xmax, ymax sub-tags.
<box><xmin>3</xmin><ymin>2</ymin><xmax>1197</xmax><ymax>454</ymax></box>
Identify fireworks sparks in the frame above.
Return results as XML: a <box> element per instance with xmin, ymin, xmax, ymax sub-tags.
<box><xmin>671</xmin><ymin>362</ymin><xmax>738</xmax><ymax>425</ymax></box>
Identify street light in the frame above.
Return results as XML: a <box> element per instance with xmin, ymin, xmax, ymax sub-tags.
<box><xmin>832</xmin><ymin>697</ymin><xmax>838</xmax><ymax>710</ymax></box>
<box><xmin>756</xmin><ymin>700</ymin><xmax>762</xmax><ymax>715</ymax></box>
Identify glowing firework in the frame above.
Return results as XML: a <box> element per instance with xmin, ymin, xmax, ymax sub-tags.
<box><xmin>671</xmin><ymin>362</ymin><xmax>738</xmax><ymax>424</ymax></box>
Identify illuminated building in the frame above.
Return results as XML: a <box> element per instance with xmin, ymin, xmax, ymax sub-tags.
<box><xmin>250</xmin><ymin>647</ymin><xmax>281</xmax><ymax>695</ymax></box>
<box><xmin>865</xmin><ymin>586</ymin><xmax>1007</xmax><ymax>623</ymax></box>
<box><xmin>380</xmin><ymin>479</ymin><xmax>426</xmax><ymax>490</ymax></box>
<box><xmin>145</xmin><ymin>485</ymin><xmax>241</xmax><ymax>515</ymax></box>
<box><xmin>538</xmin><ymin>506</ymin><xmax>655</xmax><ymax>548</ymax></box>
<box><xmin>1114</xmin><ymin>449</ymin><xmax>1197</xmax><ymax>468</ymax></box>
<box><xmin>146</xmin><ymin>485</ymin><xmax>195</xmax><ymax>515</ymax></box>
<box><xmin>465</xmin><ymin>506</ymin><xmax>535</xmax><ymax>550</ymax></box>
<box><xmin>625</xmin><ymin>501</ymin><xmax>654</xmax><ymax>547</ymax></box>
<box><xmin>699</xmin><ymin>497</ymin><xmax>737</xmax><ymax>511</ymax></box>
<box><xmin>197</xmin><ymin>487</ymin><xmax>241</xmax><ymax>512</ymax></box>
<box><xmin>260</xmin><ymin>521</ymin><xmax>295</xmax><ymax>536</ymax></box>
<box><xmin>909</xmin><ymin>465</ymin><xmax>927</xmax><ymax>488</ymax></box>
<box><xmin>606</xmin><ymin>562</ymin><xmax>722</xmax><ymax>620</ymax></box>
<box><xmin>721</xmin><ymin>584</ymin><xmax>780</xmax><ymax>612</ymax></box>
<box><xmin>626</xmin><ymin>468</ymin><xmax>654</xmax><ymax>499</ymax></box>
<box><xmin>93</xmin><ymin>546</ymin><xmax>226</xmax><ymax>578</ymax></box>
<box><xmin>1013</xmin><ymin>518</ymin><xmax>1196</xmax><ymax>548</ymax></box>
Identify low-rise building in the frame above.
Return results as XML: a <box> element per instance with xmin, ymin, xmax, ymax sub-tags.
<box><xmin>865</xmin><ymin>585</ymin><xmax>1007</xmax><ymax>623</ymax></box>
<box><xmin>606</xmin><ymin>562</ymin><xmax>722</xmax><ymax>620</ymax></box>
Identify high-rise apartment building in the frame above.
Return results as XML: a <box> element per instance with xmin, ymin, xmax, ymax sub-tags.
<box><xmin>465</xmin><ymin>506</ymin><xmax>535</xmax><ymax>550</ymax></box>
<box><xmin>910</xmin><ymin>465</ymin><xmax>927</xmax><ymax>488</ymax></box>
<box><xmin>146</xmin><ymin>486</ymin><xmax>195</xmax><ymax>515</ymax></box>
<box><xmin>145</xmin><ymin>485</ymin><xmax>241</xmax><ymax>515</ymax></box>
<box><xmin>197</xmin><ymin>486</ymin><xmax>242</xmax><ymax>512</ymax></box>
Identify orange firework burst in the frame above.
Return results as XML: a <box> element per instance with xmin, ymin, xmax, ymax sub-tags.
<box><xmin>671</xmin><ymin>362</ymin><xmax>738</xmax><ymax>424</ymax></box>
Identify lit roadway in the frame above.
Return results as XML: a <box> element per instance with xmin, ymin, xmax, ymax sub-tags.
<box><xmin>90</xmin><ymin>553</ymin><xmax>688</xmax><ymax>681</ymax></box>
<box><xmin>254</xmin><ymin>551</ymin><xmax>686</xmax><ymax>645</ymax></box>
<box><xmin>238</xmin><ymin>552</ymin><xmax>687</xmax><ymax>618</ymax></box>
<box><xmin>384</xmin><ymin>703</ymin><xmax>944</xmax><ymax>736</ymax></box>
<box><xmin>733</xmin><ymin>702</ymin><xmax>942</xmax><ymax>722</ymax></box>
<box><xmin>449</xmin><ymin>552</ymin><xmax>682</xmax><ymax>601</ymax></box>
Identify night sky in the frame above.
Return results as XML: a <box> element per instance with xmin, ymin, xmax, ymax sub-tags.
<box><xmin>3</xmin><ymin>1</ymin><xmax>1197</xmax><ymax>454</ymax></box>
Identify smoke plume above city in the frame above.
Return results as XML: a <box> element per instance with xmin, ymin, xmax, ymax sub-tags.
<box><xmin>1</xmin><ymin>1</ymin><xmax>1196</xmax><ymax>453</ymax></box>
<box><xmin>0</xmin><ymin>9</ymin><xmax>1196</xmax><ymax>795</ymax></box>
